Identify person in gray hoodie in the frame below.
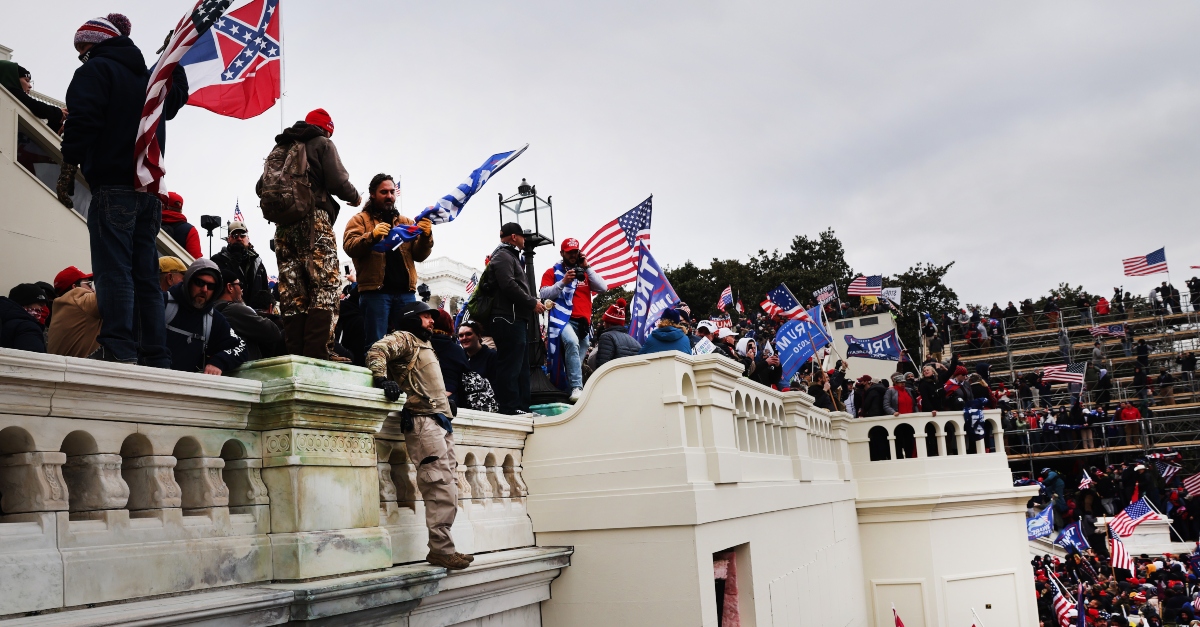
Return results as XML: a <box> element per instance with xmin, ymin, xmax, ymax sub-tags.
<box><xmin>164</xmin><ymin>259</ymin><xmax>246</xmax><ymax>375</ymax></box>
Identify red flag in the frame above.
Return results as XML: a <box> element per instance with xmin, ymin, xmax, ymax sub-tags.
<box><xmin>893</xmin><ymin>607</ymin><xmax>905</xmax><ymax>627</ymax></box>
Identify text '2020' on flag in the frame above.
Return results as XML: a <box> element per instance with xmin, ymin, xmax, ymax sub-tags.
<box><xmin>775</xmin><ymin>306</ymin><xmax>830</xmax><ymax>386</ymax></box>
<box><xmin>580</xmin><ymin>196</ymin><xmax>653</xmax><ymax>289</ymax></box>
<box><xmin>627</xmin><ymin>248</ymin><xmax>679</xmax><ymax>345</ymax></box>
<box><xmin>136</xmin><ymin>0</ymin><xmax>236</xmax><ymax>196</ymax></box>
<box><xmin>180</xmin><ymin>0</ymin><xmax>282</xmax><ymax>119</ymax></box>
<box><xmin>374</xmin><ymin>145</ymin><xmax>529</xmax><ymax>252</ymax></box>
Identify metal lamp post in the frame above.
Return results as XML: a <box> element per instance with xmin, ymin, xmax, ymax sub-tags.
<box><xmin>498</xmin><ymin>179</ymin><xmax>567</xmax><ymax>405</ymax></box>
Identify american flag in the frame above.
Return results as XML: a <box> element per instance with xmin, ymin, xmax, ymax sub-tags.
<box><xmin>847</xmin><ymin>275</ymin><xmax>882</xmax><ymax>296</ymax></box>
<box><xmin>1122</xmin><ymin>247</ymin><xmax>1169</xmax><ymax>276</ymax></box>
<box><xmin>760</xmin><ymin>298</ymin><xmax>783</xmax><ymax>317</ymax></box>
<box><xmin>464</xmin><ymin>273</ymin><xmax>478</xmax><ymax>296</ymax></box>
<box><xmin>1049</xmin><ymin>576</ymin><xmax>1075</xmax><ymax>627</ymax></box>
<box><xmin>1110</xmin><ymin>497</ymin><xmax>1158</xmax><ymax>537</ymax></box>
<box><xmin>1042</xmin><ymin>363</ymin><xmax>1086</xmax><ymax>384</ymax></box>
<box><xmin>1079</xmin><ymin>469</ymin><xmax>1094</xmax><ymax>491</ymax></box>
<box><xmin>1088</xmin><ymin>324</ymin><xmax>1125</xmax><ymax>338</ymax></box>
<box><xmin>766</xmin><ymin>283</ymin><xmax>812</xmax><ymax>322</ymax></box>
<box><xmin>1109</xmin><ymin>525</ymin><xmax>1133</xmax><ymax>571</ymax></box>
<box><xmin>233</xmin><ymin>200</ymin><xmax>244</xmax><ymax>222</ymax></box>
<box><xmin>1183</xmin><ymin>473</ymin><xmax>1200</xmax><ymax>496</ymax></box>
<box><xmin>135</xmin><ymin>0</ymin><xmax>235</xmax><ymax>197</ymax></box>
<box><xmin>1155</xmin><ymin>460</ymin><xmax>1181</xmax><ymax>483</ymax></box>
<box><xmin>717</xmin><ymin>286</ymin><xmax>733</xmax><ymax>311</ymax></box>
<box><xmin>735</xmin><ymin>297</ymin><xmax>744</xmax><ymax>314</ymax></box>
<box><xmin>580</xmin><ymin>196</ymin><xmax>652</xmax><ymax>288</ymax></box>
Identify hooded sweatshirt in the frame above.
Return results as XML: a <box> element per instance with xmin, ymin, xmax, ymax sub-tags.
<box><xmin>164</xmin><ymin>259</ymin><xmax>246</xmax><ymax>373</ymax></box>
<box><xmin>637</xmin><ymin>325</ymin><xmax>691</xmax><ymax>357</ymax></box>
<box><xmin>258</xmin><ymin>122</ymin><xmax>360</xmax><ymax>221</ymax></box>
<box><xmin>161</xmin><ymin>208</ymin><xmax>203</xmax><ymax>259</ymax></box>
<box><xmin>62</xmin><ymin>37</ymin><xmax>189</xmax><ymax>187</ymax></box>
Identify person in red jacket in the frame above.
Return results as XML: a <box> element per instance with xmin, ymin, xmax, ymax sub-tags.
<box><xmin>538</xmin><ymin>238</ymin><xmax>607</xmax><ymax>401</ymax></box>
<box><xmin>1117</xmin><ymin>400</ymin><xmax>1142</xmax><ymax>446</ymax></box>
<box><xmin>160</xmin><ymin>192</ymin><xmax>203</xmax><ymax>259</ymax></box>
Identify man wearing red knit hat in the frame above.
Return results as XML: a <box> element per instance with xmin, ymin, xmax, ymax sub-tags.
<box><xmin>257</xmin><ymin>108</ymin><xmax>361</xmax><ymax>361</ymax></box>
<box><xmin>590</xmin><ymin>298</ymin><xmax>640</xmax><ymax>370</ymax></box>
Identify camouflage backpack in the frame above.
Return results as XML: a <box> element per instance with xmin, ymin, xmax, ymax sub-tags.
<box><xmin>257</xmin><ymin>140</ymin><xmax>314</xmax><ymax>226</ymax></box>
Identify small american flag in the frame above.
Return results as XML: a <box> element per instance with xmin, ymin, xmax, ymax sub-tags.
<box><xmin>1110</xmin><ymin>497</ymin><xmax>1158</xmax><ymax>537</ymax></box>
<box><xmin>1122</xmin><ymin>247</ymin><xmax>1168</xmax><ymax>276</ymax></box>
<box><xmin>717</xmin><ymin>286</ymin><xmax>733</xmax><ymax>311</ymax></box>
<box><xmin>464</xmin><ymin>273</ymin><xmax>477</xmax><ymax>296</ymax></box>
<box><xmin>233</xmin><ymin>200</ymin><xmax>244</xmax><ymax>222</ymax></box>
<box><xmin>847</xmin><ymin>275</ymin><xmax>882</xmax><ymax>296</ymax></box>
<box><xmin>580</xmin><ymin>196</ymin><xmax>652</xmax><ymax>288</ymax></box>
<box><xmin>1088</xmin><ymin>324</ymin><xmax>1125</xmax><ymax>338</ymax></box>
<box><xmin>1078</xmin><ymin>469</ymin><xmax>1094</xmax><ymax>490</ymax></box>
<box><xmin>135</xmin><ymin>0</ymin><xmax>235</xmax><ymax>196</ymax></box>
<box><xmin>1109</xmin><ymin>525</ymin><xmax>1133</xmax><ymax>571</ymax></box>
<box><xmin>1042</xmin><ymin>363</ymin><xmax>1086</xmax><ymax>384</ymax></box>
<box><xmin>1183</xmin><ymin>473</ymin><xmax>1200</xmax><ymax>496</ymax></box>
<box><xmin>1155</xmin><ymin>460</ymin><xmax>1181</xmax><ymax>483</ymax></box>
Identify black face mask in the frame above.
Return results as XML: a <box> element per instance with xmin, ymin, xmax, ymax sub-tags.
<box><xmin>228</xmin><ymin>241</ymin><xmax>246</xmax><ymax>256</ymax></box>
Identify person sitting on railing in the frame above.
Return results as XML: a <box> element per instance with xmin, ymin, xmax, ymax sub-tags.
<box><xmin>0</xmin><ymin>61</ymin><xmax>65</xmax><ymax>133</ymax></box>
<box><xmin>884</xmin><ymin>373</ymin><xmax>915</xmax><ymax>416</ymax></box>
<box><xmin>0</xmin><ymin>284</ymin><xmax>50</xmax><ymax>353</ymax></box>
<box><xmin>213</xmin><ymin>269</ymin><xmax>282</xmax><ymax>362</ymax></box>
<box><xmin>164</xmin><ymin>260</ymin><xmax>246</xmax><ymax>375</ymax></box>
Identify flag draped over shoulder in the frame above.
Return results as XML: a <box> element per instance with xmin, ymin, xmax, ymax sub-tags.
<box><xmin>545</xmin><ymin>263</ymin><xmax>579</xmax><ymax>390</ymax></box>
<box><xmin>374</xmin><ymin>145</ymin><xmax>528</xmax><ymax>252</ymax></box>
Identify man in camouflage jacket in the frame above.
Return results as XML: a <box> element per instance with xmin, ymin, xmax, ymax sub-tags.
<box><xmin>366</xmin><ymin>301</ymin><xmax>472</xmax><ymax>571</ymax></box>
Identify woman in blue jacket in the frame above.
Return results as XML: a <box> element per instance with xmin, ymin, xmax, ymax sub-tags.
<box><xmin>638</xmin><ymin>308</ymin><xmax>692</xmax><ymax>357</ymax></box>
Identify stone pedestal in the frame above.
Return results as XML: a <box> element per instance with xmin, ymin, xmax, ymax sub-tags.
<box><xmin>0</xmin><ymin>451</ymin><xmax>69</xmax><ymax>513</ymax></box>
<box><xmin>121</xmin><ymin>455</ymin><xmax>181</xmax><ymax>511</ymax></box>
<box><xmin>62</xmin><ymin>453</ymin><xmax>129</xmax><ymax>512</ymax></box>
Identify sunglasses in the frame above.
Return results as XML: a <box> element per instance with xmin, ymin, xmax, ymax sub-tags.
<box><xmin>191</xmin><ymin>279</ymin><xmax>217</xmax><ymax>291</ymax></box>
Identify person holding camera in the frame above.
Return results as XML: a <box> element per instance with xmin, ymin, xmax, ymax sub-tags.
<box><xmin>539</xmin><ymin>237</ymin><xmax>607</xmax><ymax>402</ymax></box>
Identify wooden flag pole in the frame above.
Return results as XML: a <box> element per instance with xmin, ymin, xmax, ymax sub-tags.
<box><xmin>1108</xmin><ymin>524</ymin><xmax>1116</xmax><ymax>581</ymax></box>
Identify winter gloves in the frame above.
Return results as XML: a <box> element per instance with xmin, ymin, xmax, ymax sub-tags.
<box><xmin>372</xmin><ymin>222</ymin><xmax>392</xmax><ymax>241</ymax></box>
<box><xmin>374</xmin><ymin>376</ymin><xmax>402</xmax><ymax>402</ymax></box>
<box><xmin>56</xmin><ymin>163</ymin><xmax>77</xmax><ymax>209</ymax></box>
<box><xmin>417</xmin><ymin>218</ymin><xmax>432</xmax><ymax>236</ymax></box>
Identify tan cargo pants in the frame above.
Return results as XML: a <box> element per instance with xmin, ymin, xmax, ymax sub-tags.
<box><xmin>407</xmin><ymin>415</ymin><xmax>458</xmax><ymax>556</ymax></box>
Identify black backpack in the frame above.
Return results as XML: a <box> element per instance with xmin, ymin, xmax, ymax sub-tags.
<box><xmin>464</xmin><ymin>263</ymin><xmax>498</xmax><ymax>334</ymax></box>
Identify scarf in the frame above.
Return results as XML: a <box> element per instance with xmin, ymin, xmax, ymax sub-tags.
<box><xmin>545</xmin><ymin>262</ymin><xmax>578</xmax><ymax>390</ymax></box>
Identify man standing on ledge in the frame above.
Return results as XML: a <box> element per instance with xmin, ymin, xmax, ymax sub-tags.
<box><xmin>367</xmin><ymin>301</ymin><xmax>473</xmax><ymax>571</ymax></box>
<box><xmin>488</xmin><ymin>223</ymin><xmax>546</xmax><ymax>414</ymax></box>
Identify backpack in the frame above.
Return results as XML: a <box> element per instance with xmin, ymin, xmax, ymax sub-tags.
<box><xmin>464</xmin><ymin>263</ymin><xmax>498</xmax><ymax>333</ymax></box>
<box><xmin>258</xmin><ymin>140</ymin><xmax>314</xmax><ymax>226</ymax></box>
<box><xmin>165</xmin><ymin>293</ymin><xmax>212</xmax><ymax>352</ymax></box>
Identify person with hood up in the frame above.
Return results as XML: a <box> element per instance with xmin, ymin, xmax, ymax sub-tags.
<box><xmin>160</xmin><ymin>192</ymin><xmax>203</xmax><ymax>259</ymax></box>
<box><xmin>0</xmin><ymin>60</ymin><xmax>65</xmax><ymax>132</ymax></box>
<box><xmin>62</xmin><ymin>13</ymin><xmax>189</xmax><ymax>367</ymax></box>
<box><xmin>1</xmin><ymin>284</ymin><xmax>50</xmax><ymax>352</ymax></box>
<box><xmin>734</xmin><ymin>337</ymin><xmax>759</xmax><ymax>379</ymax></box>
<box><xmin>47</xmin><ymin>266</ymin><xmax>100</xmax><ymax>358</ymax></box>
<box><xmin>1040</xmin><ymin>468</ymin><xmax>1067</xmax><ymax>515</ymax></box>
<box><xmin>590</xmin><ymin>298</ymin><xmax>640</xmax><ymax>369</ymax></box>
<box><xmin>259</xmin><ymin>108</ymin><xmax>361</xmax><ymax>363</ymax></box>
<box><xmin>212</xmin><ymin>220</ymin><xmax>272</xmax><ymax>312</ymax></box>
<box><xmin>164</xmin><ymin>259</ymin><xmax>246</xmax><ymax>375</ymax></box>
<box><xmin>638</xmin><ymin>307</ymin><xmax>692</xmax><ymax>357</ymax></box>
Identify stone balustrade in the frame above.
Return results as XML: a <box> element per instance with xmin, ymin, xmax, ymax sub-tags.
<box><xmin>0</xmin><ymin>349</ymin><xmax>542</xmax><ymax>620</ymax></box>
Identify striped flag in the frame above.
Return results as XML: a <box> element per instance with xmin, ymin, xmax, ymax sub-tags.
<box><xmin>464</xmin><ymin>273</ymin><xmax>478</xmax><ymax>296</ymax></box>
<box><xmin>1155</xmin><ymin>460</ymin><xmax>1181</xmax><ymax>483</ymax></box>
<box><xmin>1042</xmin><ymin>363</ymin><xmax>1086</xmax><ymax>384</ymax></box>
<box><xmin>1109</xmin><ymin>526</ymin><xmax>1133</xmax><ymax>571</ymax></box>
<box><xmin>135</xmin><ymin>0</ymin><xmax>236</xmax><ymax>197</ymax></box>
<box><xmin>765</xmin><ymin>283</ymin><xmax>813</xmax><ymax>322</ymax></box>
<box><xmin>1079</xmin><ymin>469</ymin><xmax>1094</xmax><ymax>491</ymax></box>
<box><xmin>1088</xmin><ymin>324</ymin><xmax>1125</xmax><ymax>338</ymax></box>
<box><xmin>717</xmin><ymin>286</ymin><xmax>733</xmax><ymax>312</ymax></box>
<box><xmin>892</xmin><ymin>605</ymin><xmax>905</xmax><ymax>627</ymax></box>
<box><xmin>233</xmin><ymin>200</ymin><xmax>244</xmax><ymax>222</ymax></box>
<box><xmin>580</xmin><ymin>196</ymin><xmax>652</xmax><ymax>288</ymax></box>
<box><xmin>847</xmin><ymin>275</ymin><xmax>882</xmax><ymax>296</ymax></box>
<box><xmin>1183</xmin><ymin>473</ymin><xmax>1200</xmax><ymax>496</ymax></box>
<box><xmin>1049</xmin><ymin>577</ymin><xmax>1075</xmax><ymax>627</ymax></box>
<box><xmin>1122</xmin><ymin>247</ymin><xmax>1168</xmax><ymax>276</ymax></box>
<box><xmin>760</xmin><ymin>298</ymin><xmax>783</xmax><ymax>317</ymax></box>
<box><xmin>1110</xmin><ymin>497</ymin><xmax>1158</xmax><ymax>537</ymax></box>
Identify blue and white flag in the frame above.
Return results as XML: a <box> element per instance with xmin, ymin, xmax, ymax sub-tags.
<box><xmin>774</xmin><ymin>306</ymin><xmax>831</xmax><ymax>386</ymax></box>
<box><xmin>374</xmin><ymin>145</ymin><xmax>529</xmax><ymax>252</ymax></box>
<box><xmin>1027</xmin><ymin>506</ymin><xmax>1054</xmax><ymax>540</ymax></box>
<box><xmin>844</xmin><ymin>329</ymin><xmax>902</xmax><ymax>361</ymax></box>
<box><xmin>1054</xmin><ymin>521</ymin><xmax>1091</xmax><ymax>552</ymax></box>
<box><xmin>545</xmin><ymin>263</ymin><xmax>580</xmax><ymax>390</ymax></box>
<box><xmin>628</xmin><ymin>249</ymin><xmax>680</xmax><ymax>344</ymax></box>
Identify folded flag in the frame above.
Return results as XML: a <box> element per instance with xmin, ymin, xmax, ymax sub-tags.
<box><xmin>374</xmin><ymin>145</ymin><xmax>528</xmax><ymax>252</ymax></box>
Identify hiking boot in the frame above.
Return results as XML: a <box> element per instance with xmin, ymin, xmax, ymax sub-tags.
<box><xmin>86</xmin><ymin>346</ymin><xmax>136</xmax><ymax>365</ymax></box>
<box><xmin>455</xmin><ymin>552</ymin><xmax>475</xmax><ymax>564</ymax></box>
<box><xmin>426</xmin><ymin>551</ymin><xmax>471</xmax><ymax>570</ymax></box>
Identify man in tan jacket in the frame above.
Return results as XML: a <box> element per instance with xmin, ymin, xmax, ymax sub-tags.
<box><xmin>343</xmin><ymin>173</ymin><xmax>433</xmax><ymax>356</ymax></box>
<box><xmin>47</xmin><ymin>266</ymin><xmax>101</xmax><ymax>358</ymax></box>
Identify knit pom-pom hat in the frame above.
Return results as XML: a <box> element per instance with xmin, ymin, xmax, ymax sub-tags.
<box><xmin>602</xmin><ymin>298</ymin><xmax>627</xmax><ymax>325</ymax></box>
<box><xmin>74</xmin><ymin>13</ymin><xmax>131</xmax><ymax>48</ymax></box>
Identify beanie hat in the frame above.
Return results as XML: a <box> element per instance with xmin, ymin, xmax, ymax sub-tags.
<box><xmin>304</xmin><ymin>108</ymin><xmax>334</xmax><ymax>136</ymax></box>
<box><xmin>954</xmin><ymin>365</ymin><xmax>968</xmax><ymax>377</ymax></box>
<box><xmin>659</xmin><ymin>307</ymin><xmax>682</xmax><ymax>325</ymax></box>
<box><xmin>9</xmin><ymin>284</ymin><xmax>49</xmax><ymax>307</ymax></box>
<box><xmin>75</xmin><ymin>14</ymin><xmax>131</xmax><ymax>48</ymax></box>
<box><xmin>602</xmin><ymin>298</ymin><xmax>627</xmax><ymax>325</ymax></box>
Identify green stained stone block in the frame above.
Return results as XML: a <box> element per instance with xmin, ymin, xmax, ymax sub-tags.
<box><xmin>531</xmin><ymin>403</ymin><xmax>573</xmax><ymax>417</ymax></box>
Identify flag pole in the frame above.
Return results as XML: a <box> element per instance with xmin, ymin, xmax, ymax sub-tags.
<box><xmin>1108</xmin><ymin>524</ymin><xmax>1116</xmax><ymax>581</ymax></box>
<box><xmin>1143</xmin><ymin>494</ymin><xmax>1187</xmax><ymax>542</ymax></box>
<box><xmin>278</xmin><ymin>0</ymin><xmax>286</xmax><ymax>133</ymax></box>
<box><xmin>970</xmin><ymin>607</ymin><xmax>987</xmax><ymax>627</ymax></box>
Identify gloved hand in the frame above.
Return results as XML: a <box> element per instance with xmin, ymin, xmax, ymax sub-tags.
<box><xmin>417</xmin><ymin>218</ymin><xmax>432</xmax><ymax>236</ymax></box>
<box><xmin>374</xmin><ymin>376</ymin><xmax>402</xmax><ymax>402</ymax></box>
<box><xmin>56</xmin><ymin>163</ymin><xmax>77</xmax><ymax>209</ymax></box>
<box><xmin>372</xmin><ymin>222</ymin><xmax>392</xmax><ymax>241</ymax></box>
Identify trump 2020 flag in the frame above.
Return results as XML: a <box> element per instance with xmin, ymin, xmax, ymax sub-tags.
<box><xmin>628</xmin><ymin>249</ymin><xmax>680</xmax><ymax>345</ymax></box>
<box><xmin>775</xmin><ymin>306</ymin><xmax>830</xmax><ymax>386</ymax></box>
<box><xmin>179</xmin><ymin>0</ymin><xmax>281</xmax><ymax>119</ymax></box>
<box><xmin>374</xmin><ymin>145</ymin><xmax>529</xmax><ymax>252</ymax></box>
<box><xmin>844</xmin><ymin>329</ymin><xmax>902</xmax><ymax>361</ymax></box>
<box><xmin>1027</xmin><ymin>505</ymin><xmax>1053</xmax><ymax>540</ymax></box>
<box><xmin>1054</xmin><ymin>521</ymin><xmax>1090</xmax><ymax>552</ymax></box>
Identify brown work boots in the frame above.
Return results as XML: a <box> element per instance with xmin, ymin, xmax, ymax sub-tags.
<box><xmin>426</xmin><ymin>551</ymin><xmax>474</xmax><ymax>570</ymax></box>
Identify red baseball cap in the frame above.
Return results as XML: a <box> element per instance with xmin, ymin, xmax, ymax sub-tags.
<box><xmin>560</xmin><ymin>238</ymin><xmax>580</xmax><ymax>252</ymax></box>
<box><xmin>53</xmin><ymin>266</ymin><xmax>93</xmax><ymax>296</ymax></box>
<box><xmin>166</xmin><ymin>192</ymin><xmax>184</xmax><ymax>210</ymax></box>
<box><xmin>305</xmin><ymin>108</ymin><xmax>334</xmax><ymax>136</ymax></box>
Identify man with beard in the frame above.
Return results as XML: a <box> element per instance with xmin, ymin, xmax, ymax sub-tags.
<box><xmin>212</xmin><ymin>221</ymin><xmax>272</xmax><ymax>312</ymax></box>
<box><xmin>343</xmin><ymin>173</ymin><xmax>433</xmax><ymax>357</ymax></box>
<box><xmin>164</xmin><ymin>259</ymin><xmax>246</xmax><ymax>375</ymax></box>
<box><xmin>367</xmin><ymin>302</ymin><xmax>472</xmax><ymax>571</ymax></box>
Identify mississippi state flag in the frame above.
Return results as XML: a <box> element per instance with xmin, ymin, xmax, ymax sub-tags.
<box><xmin>180</xmin><ymin>0</ymin><xmax>282</xmax><ymax>119</ymax></box>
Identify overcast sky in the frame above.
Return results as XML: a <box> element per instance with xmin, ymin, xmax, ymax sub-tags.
<box><xmin>7</xmin><ymin>1</ymin><xmax>1200</xmax><ymax>305</ymax></box>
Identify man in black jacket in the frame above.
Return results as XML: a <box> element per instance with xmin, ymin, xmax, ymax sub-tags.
<box><xmin>0</xmin><ymin>285</ymin><xmax>50</xmax><ymax>353</ymax></box>
<box><xmin>212</xmin><ymin>221</ymin><xmax>273</xmax><ymax>312</ymax></box>
<box><xmin>62</xmin><ymin>13</ymin><xmax>189</xmax><ymax>367</ymax></box>
<box><xmin>165</xmin><ymin>260</ymin><xmax>247</xmax><ymax>375</ymax></box>
<box><xmin>862</xmin><ymin>379</ymin><xmax>888</xmax><ymax>417</ymax></box>
<box><xmin>591</xmin><ymin>298</ymin><xmax>641</xmax><ymax>369</ymax></box>
<box><xmin>488</xmin><ymin>223</ymin><xmax>546</xmax><ymax>414</ymax></box>
<box><xmin>214</xmin><ymin>269</ymin><xmax>282</xmax><ymax>362</ymax></box>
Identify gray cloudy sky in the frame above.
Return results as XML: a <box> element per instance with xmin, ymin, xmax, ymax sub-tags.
<box><xmin>7</xmin><ymin>1</ymin><xmax>1200</xmax><ymax>305</ymax></box>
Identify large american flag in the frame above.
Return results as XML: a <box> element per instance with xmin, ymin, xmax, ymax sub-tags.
<box><xmin>765</xmin><ymin>283</ymin><xmax>812</xmax><ymax>321</ymax></box>
<box><xmin>135</xmin><ymin>0</ymin><xmax>235</xmax><ymax>197</ymax></box>
<box><xmin>717</xmin><ymin>286</ymin><xmax>733</xmax><ymax>311</ymax></box>
<box><xmin>1110</xmin><ymin>497</ymin><xmax>1158</xmax><ymax>537</ymax></box>
<box><xmin>1183</xmin><ymin>473</ymin><xmax>1200</xmax><ymax>496</ymax></box>
<box><xmin>1088</xmin><ymin>324</ymin><xmax>1125</xmax><ymax>338</ymax></box>
<box><xmin>847</xmin><ymin>275</ymin><xmax>882</xmax><ymax>296</ymax></box>
<box><xmin>580</xmin><ymin>196</ymin><xmax>652</xmax><ymax>288</ymax></box>
<box><xmin>1042</xmin><ymin>363</ymin><xmax>1086</xmax><ymax>384</ymax></box>
<box><xmin>1109</xmin><ymin>525</ymin><xmax>1132</xmax><ymax>571</ymax></box>
<box><xmin>1049</xmin><ymin>577</ymin><xmax>1075</xmax><ymax>627</ymax></box>
<box><xmin>1123</xmin><ymin>247</ymin><xmax>1168</xmax><ymax>276</ymax></box>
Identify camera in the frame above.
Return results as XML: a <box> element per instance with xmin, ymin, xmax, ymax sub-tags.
<box><xmin>199</xmin><ymin>215</ymin><xmax>222</xmax><ymax>236</ymax></box>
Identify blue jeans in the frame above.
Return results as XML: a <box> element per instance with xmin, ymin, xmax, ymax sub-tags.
<box><xmin>560</xmin><ymin>319</ymin><xmax>590</xmax><ymax>390</ymax></box>
<box><xmin>88</xmin><ymin>187</ymin><xmax>169</xmax><ymax>367</ymax></box>
<box><xmin>491</xmin><ymin>315</ymin><xmax>530</xmax><ymax>414</ymax></box>
<box><xmin>359</xmin><ymin>290</ymin><xmax>416</xmax><ymax>354</ymax></box>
